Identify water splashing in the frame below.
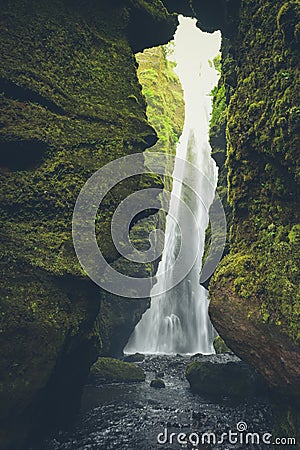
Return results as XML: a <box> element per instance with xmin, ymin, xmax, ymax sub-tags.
<box><xmin>125</xmin><ymin>17</ymin><xmax>221</xmax><ymax>355</ymax></box>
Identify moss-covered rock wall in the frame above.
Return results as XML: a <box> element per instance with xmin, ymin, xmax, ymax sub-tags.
<box><xmin>136</xmin><ymin>46</ymin><xmax>184</xmax><ymax>154</ymax></box>
<box><xmin>206</xmin><ymin>0</ymin><xmax>300</xmax><ymax>397</ymax></box>
<box><xmin>0</xmin><ymin>1</ymin><xmax>179</xmax><ymax>448</ymax></box>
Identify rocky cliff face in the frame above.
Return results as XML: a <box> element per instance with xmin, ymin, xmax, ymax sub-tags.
<box><xmin>200</xmin><ymin>0</ymin><xmax>300</xmax><ymax>397</ymax></box>
<box><xmin>0</xmin><ymin>1</ymin><xmax>180</xmax><ymax>448</ymax></box>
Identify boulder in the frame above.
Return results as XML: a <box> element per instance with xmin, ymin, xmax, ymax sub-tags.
<box><xmin>150</xmin><ymin>378</ymin><xmax>166</xmax><ymax>389</ymax></box>
<box><xmin>89</xmin><ymin>358</ymin><xmax>146</xmax><ymax>383</ymax></box>
<box><xmin>123</xmin><ymin>353</ymin><xmax>145</xmax><ymax>363</ymax></box>
<box><xmin>185</xmin><ymin>354</ymin><xmax>266</xmax><ymax>400</ymax></box>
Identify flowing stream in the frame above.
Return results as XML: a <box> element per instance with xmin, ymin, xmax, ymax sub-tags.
<box><xmin>28</xmin><ymin>355</ymin><xmax>274</xmax><ymax>450</ymax></box>
<box><xmin>125</xmin><ymin>17</ymin><xmax>221</xmax><ymax>355</ymax></box>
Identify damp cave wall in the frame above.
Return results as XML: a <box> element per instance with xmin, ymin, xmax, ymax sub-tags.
<box><xmin>0</xmin><ymin>1</ymin><xmax>182</xmax><ymax>449</ymax></box>
<box><xmin>210</xmin><ymin>0</ymin><xmax>300</xmax><ymax>397</ymax></box>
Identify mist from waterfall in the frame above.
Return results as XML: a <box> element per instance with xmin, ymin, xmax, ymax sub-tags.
<box><xmin>125</xmin><ymin>17</ymin><xmax>221</xmax><ymax>355</ymax></box>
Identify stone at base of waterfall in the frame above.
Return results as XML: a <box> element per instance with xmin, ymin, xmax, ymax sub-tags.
<box><xmin>150</xmin><ymin>378</ymin><xmax>166</xmax><ymax>389</ymax></box>
<box><xmin>213</xmin><ymin>335</ymin><xmax>232</xmax><ymax>354</ymax></box>
<box><xmin>123</xmin><ymin>352</ymin><xmax>145</xmax><ymax>363</ymax></box>
<box><xmin>185</xmin><ymin>354</ymin><xmax>267</xmax><ymax>400</ymax></box>
<box><xmin>89</xmin><ymin>357</ymin><xmax>146</xmax><ymax>383</ymax></box>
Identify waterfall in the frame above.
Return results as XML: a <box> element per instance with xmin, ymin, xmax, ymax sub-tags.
<box><xmin>125</xmin><ymin>17</ymin><xmax>221</xmax><ymax>355</ymax></box>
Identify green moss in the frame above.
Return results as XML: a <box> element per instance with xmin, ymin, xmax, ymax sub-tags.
<box><xmin>0</xmin><ymin>0</ymin><xmax>159</xmax><ymax>278</ymax></box>
<box><xmin>211</xmin><ymin>220</ymin><xmax>300</xmax><ymax>342</ymax></box>
<box><xmin>0</xmin><ymin>0</ymin><xmax>179</xmax><ymax>448</ymax></box>
<box><xmin>277</xmin><ymin>1</ymin><xmax>300</xmax><ymax>46</ymax></box>
<box><xmin>288</xmin><ymin>224</ymin><xmax>300</xmax><ymax>244</ymax></box>
<box><xmin>209</xmin><ymin>55</ymin><xmax>227</xmax><ymax>137</ymax></box>
<box><xmin>185</xmin><ymin>360</ymin><xmax>262</xmax><ymax>400</ymax></box>
<box><xmin>210</xmin><ymin>0</ymin><xmax>300</xmax><ymax>343</ymax></box>
<box><xmin>136</xmin><ymin>45</ymin><xmax>184</xmax><ymax>156</ymax></box>
<box><xmin>205</xmin><ymin>0</ymin><xmax>300</xmax><ymax>400</ymax></box>
<box><xmin>273</xmin><ymin>404</ymin><xmax>300</xmax><ymax>448</ymax></box>
<box><xmin>213</xmin><ymin>336</ymin><xmax>231</xmax><ymax>354</ymax></box>
<box><xmin>90</xmin><ymin>357</ymin><xmax>146</xmax><ymax>382</ymax></box>
<box><xmin>205</xmin><ymin>53</ymin><xmax>231</xmax><ymax>271</ymax></box>
<box><xmin>123</xmin><ymin>352</ymin><xmax>145</xmax><ymax>362</ymax></box>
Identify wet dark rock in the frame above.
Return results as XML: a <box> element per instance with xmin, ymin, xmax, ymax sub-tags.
<box><xmin>162</xmin><ymin>0</ymin><xmax>241</xmax><ymax>38</ymax></box>
<box><xmin>190</xmin><ymin>353</ymin><xmax>204</xmax><ymax>360</ymax></box>
<box><xmin>277</xmin><ymin>2</ymin><xmax>300</xmax><ymax>47</ymax></box>
<box><xmin>126</xmin><ymin>0</ymin><xmax>178</xmax><ymax>53</ymax></box>
<box><xmin>150</xmin><ymin>378</ymin><xmax>166</xmax><ymax>389</ymax></box>
<box><xmin>123</xmin><ymin>353</ymin><xmax>145</xmax><ymax>363</ymax></box>
<box><xmin>185</xmin><ymin>354</ymin><xmax>267</xmax><ymax>400</ymax></box>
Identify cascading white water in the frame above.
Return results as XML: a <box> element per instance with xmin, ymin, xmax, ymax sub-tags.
<box><xmin>125</xmin><ymin>16</ymin><xmax>221</xmax><ymax>355</ymax></box>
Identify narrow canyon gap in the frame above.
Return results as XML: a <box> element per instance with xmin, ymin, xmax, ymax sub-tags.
<box><xmin>125</xmin><ymin>17</ymin><xmax>221</xmax><ymax>355</ymax></box>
